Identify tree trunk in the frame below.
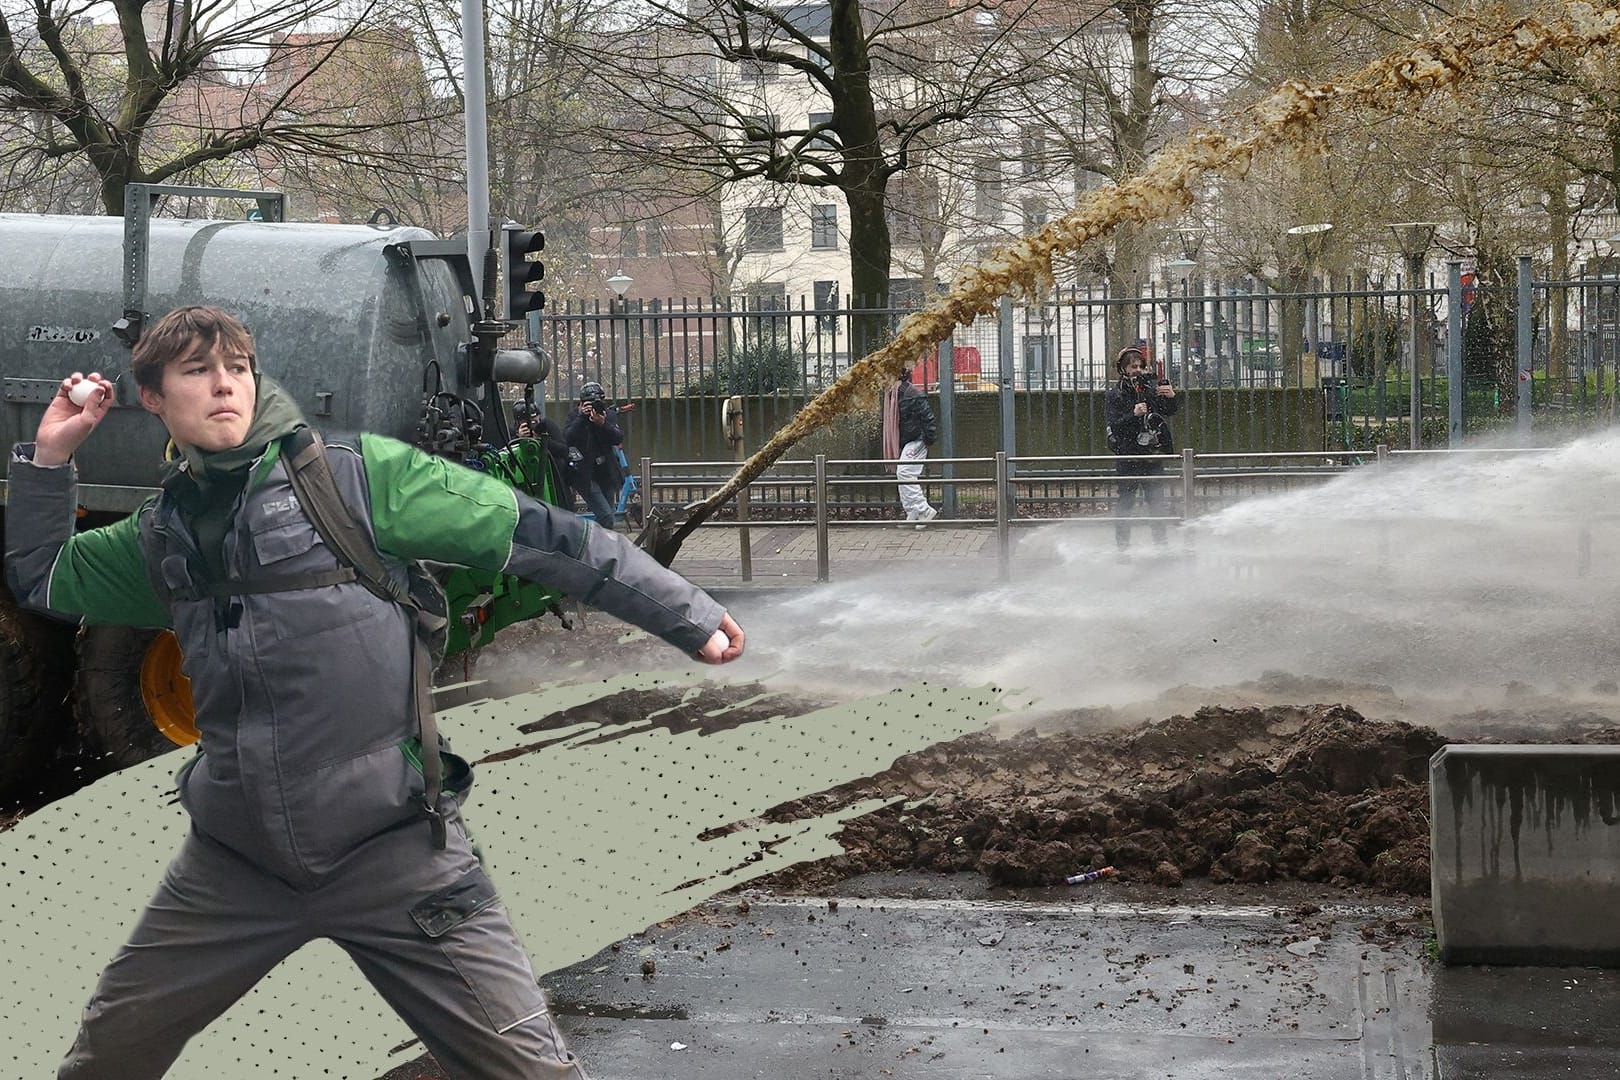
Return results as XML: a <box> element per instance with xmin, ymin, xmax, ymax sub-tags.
<box><xmin>96</xmin><ymin>151</ymin><xmax>136</xmax><ymax>216</ymax></box>
<box><xmin>1547</xmin><ymin>180</ymin><xmax>1570</xmax><ymax>380</ymax></box>
<box><xmin>846</xmin><ymin>181</ymin><xmax>892</xmax><ymax>357</ymax></box>
<box><xmin>1108</xmin><ymin>222</ymin><xmax>1149</xmax><ymax>360</ymax></box>
<box><xmin>1105</xmin><ymin>0</ymin><xmax>1158</xmax><ymax>359</ymax></box>
<box><xmin>828</xmin><ymin>0</ymin><xmax>892</xmax><ymax>359</ymax></box>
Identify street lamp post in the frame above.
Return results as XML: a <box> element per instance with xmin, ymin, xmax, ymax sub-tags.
<box><xmin>1389</xmin><ymin>222</ymin><xmax>1437</xmax><ymax>449</ymax></box>
<box><xmin>607</xmin><ymin>272</ymin><xmax>633</xmax><ymax>396</ymax></box>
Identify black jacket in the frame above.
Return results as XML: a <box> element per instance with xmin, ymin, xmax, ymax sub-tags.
<box><xmin>1104</xmin><ymin>376</ymin><xmax>1179</xmax><ymax>470</ymax></box>
<box><xmin>565</xmin><ymin>406</ymin><xmax>625</xmax><ymax>494</ymax></box>
<box><xmin>898</xmin><ymin>381</ymin><xmax>937</xmax><ymax>446</ymax></box>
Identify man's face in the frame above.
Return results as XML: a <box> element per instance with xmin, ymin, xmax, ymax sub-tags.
<box><xmin>139</xmin><ymin>343</ymin><xmax>257</xmax><ymax>451</ymax></box>
<box><xmin>1123</xmin><ymin>356</ymin><xmax>1148</xmax><ymax>377</ymax></box>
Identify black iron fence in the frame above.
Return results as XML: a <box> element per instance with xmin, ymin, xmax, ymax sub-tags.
<box><xmin>527</xmin><ymin>270</ymin><xmax>1620</xmax><ymax>463</ymax></box>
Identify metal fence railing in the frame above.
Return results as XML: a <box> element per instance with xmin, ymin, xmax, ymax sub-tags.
<box><xmin>631</xmin><ymin>445</ymin><xmax>1599</xmax><ymax>583</ymax></box>
<box><xmin>532</xmin><ymin>270</ymin><xmax>1620</xmax><ymax>462</ymax></box>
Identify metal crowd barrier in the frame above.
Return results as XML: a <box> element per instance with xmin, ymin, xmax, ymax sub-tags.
<box><xmin>638</xmin><ymin>445</ymin><xmax>1581</xmax><ymax>583</ymax></box>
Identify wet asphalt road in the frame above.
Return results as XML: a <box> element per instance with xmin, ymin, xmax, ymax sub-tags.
<box><xmin>538</xmin><ymin>874</ymin><xmax>1620</xmax><ymax>1079</ymax></box>
<box><xmin>545</xmin><ymin>880</ymin><xmax>1432</xmax><ymax>1079</ymax></box>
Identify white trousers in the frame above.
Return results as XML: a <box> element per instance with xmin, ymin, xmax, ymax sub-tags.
<box><xmin>896</xmin><ymin>440</ymin><xmax>932</xmax><ymax>516</ymax></box>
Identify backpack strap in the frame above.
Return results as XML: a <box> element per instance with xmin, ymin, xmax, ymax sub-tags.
<box><xmin>282</xmin><ymin>428</ymin><xmax>451</xmax><ymax>850</ymax></box>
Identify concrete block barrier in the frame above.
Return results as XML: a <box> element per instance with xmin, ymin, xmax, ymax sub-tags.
<box><xmin>1432</xmin><ymin>744</ymin><xmax>1620</xmax><ymax>965</ymax></box>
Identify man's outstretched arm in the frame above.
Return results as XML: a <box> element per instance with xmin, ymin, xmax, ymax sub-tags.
<box><xmin>358</xmin><ymin>434</ymin><xmax>742</xmax><ymax>663</ymax></box>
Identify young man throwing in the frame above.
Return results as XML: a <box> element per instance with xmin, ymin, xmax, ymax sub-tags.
<box><xmin>4</xmin><ymin>306</ymin><xmax>744</xmax><ymax>1079</ymax></box>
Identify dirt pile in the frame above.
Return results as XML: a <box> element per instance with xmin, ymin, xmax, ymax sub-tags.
<box><xmin>751</xmin><ymin>702</ymin><xmax>1620</xmax><ymax>897</ymax></box>
<box><xmin>472</xmin><ymin>653</ymin><xmax>1620</xmax><ymax>900</ymax></box>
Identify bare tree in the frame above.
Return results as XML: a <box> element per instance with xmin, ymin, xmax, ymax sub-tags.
<box><xmin>578</xmin><ymin>0</ymin><xmax>1074</xmax><ymax>349</ymax></box>
<box><xmin>0</xmin><ymin>0</ymin><xmax>456</xmax><ymax>214</ymax></box>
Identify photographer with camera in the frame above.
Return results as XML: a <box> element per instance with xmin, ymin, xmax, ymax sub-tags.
<box><xmin>513</xmin><ymin>397</ymin><xmax>571</xmax><ymax>489</ymax></box>
<box><xmin>565</xmin><ymin>380</ymin><xmax>626</xmax><ymax>527</ymax></box>
<box><xmin>1104</xmin><ymin>346</ymin><xmax>1179</xmax><ymax>551</ymax></box>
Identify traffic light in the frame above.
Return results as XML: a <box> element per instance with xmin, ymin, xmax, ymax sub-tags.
<box><xmin>502</xmin><ymin>226</ymin><xmax>546</xmax><ymax>322</ymax></box>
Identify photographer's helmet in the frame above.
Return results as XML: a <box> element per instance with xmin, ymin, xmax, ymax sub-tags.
<box><xmin>580</xmin><ymin>380</ymin><xmax>605</xmax><ymax>406</ymax></box>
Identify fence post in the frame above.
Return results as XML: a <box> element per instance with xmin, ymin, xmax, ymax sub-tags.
<box><xmin>998</xmin><ymin>296</ymin><xmax>1017</xmax><ymax>515</ymax></box>
<box><xmin>1517</xmin><ymin>255</ymin><xmax>1533</xmax><ymax>440</ymax></box>
<box><xmin>1447</xmin><ymin>261</ymin><xmax>1464</xmax><ymax>448</ymax></box>
<box><xmin>1375</xmin><ymin>443</ymin><xmax>1390</xmax><ymax>566</ymax></box>
<box><xmin>939</xmin><ymin>334</ymin><xmax>957</xmax><ymax>518</ymax></box>
<box><xmin>1408</xmin><ymin>264</ymin><xmax>1422</xmax><ymax>450</ymax></box>
<box><xmin>723</xmin><ymin>396</ymin><xmax>751</xmax><ymax>582</ymax></box>
<box><xmin>1180</xmin><ymin>448</ymin><xmax>1196</xmax><ymax>523</ymax></box>
<box><xmin>814</xmin><ymin>453</ymin><xmax>829</xmax><ymax>583</ymax></box>
<box><xmin>639</xmin><ymin>455</ymin><xmax>652</xmax><ymax>518</ymax></box>
<box><xmin>994</xmin><ymin>450</ymin><xmax>1011</xmax><ymax>582</ymax></box>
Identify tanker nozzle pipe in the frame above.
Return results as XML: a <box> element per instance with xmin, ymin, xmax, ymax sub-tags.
<box><xmin>492</xmin><ymin>345</ymin><xmax>549</xmax><ymax>386</ymax></box>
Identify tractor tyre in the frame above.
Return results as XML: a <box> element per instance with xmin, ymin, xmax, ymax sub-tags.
<box><xmin>74</xmin><ymin>626</ymin><xmax>190</xmax><ymax>771</ymax></box>
<box><xmin>0</xmin><ymin>598</ymin><xmax>76</xmax><ymax>805</ymax></box>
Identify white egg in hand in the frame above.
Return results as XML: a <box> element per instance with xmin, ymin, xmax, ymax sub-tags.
<box><xmin>68</xmin><ymin>380</ymin><xmax>103</xmax><ymax>408</ymax></box>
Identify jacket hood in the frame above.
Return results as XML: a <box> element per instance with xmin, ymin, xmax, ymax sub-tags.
<box><xmin>159</xmin><ymin>374</ymin><xmax>307</xmax><ymax>496</ymax></box>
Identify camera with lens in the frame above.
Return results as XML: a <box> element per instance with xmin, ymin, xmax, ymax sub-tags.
<box><xmin>1128</xmin><ymin>371</ymin><xmax>1169</xmax><ymax>398</ymax></box>
<box><xmin>1125</xmin><ymin>374</ymin><xmax>1168</xmax><ymax>448</ymax></box>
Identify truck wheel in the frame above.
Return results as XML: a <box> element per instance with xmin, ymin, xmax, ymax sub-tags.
<box><xmin>0</xmin><ymin>599</ymin><xmax>75</xmax><ymax>804</ymax></box>
<box><xmin>74</xmin><ymin>627</ymin><xmax>194</xmax><ymax>770</ymax></box>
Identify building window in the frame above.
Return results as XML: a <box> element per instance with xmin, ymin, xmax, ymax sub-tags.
<box><xmin>975</xmin><ymin>158</ymin><xmax>1003</xmax><ymax>222</ymax></box>
<box><xmin>618</xmin><ymin>221</ymin><xmax>638</xmax><ymax>259</ymax></box>
<box><xmin>1021</xmin><ymin>196</ymin><xmax>1049</xmax><ymax>232</ymax></box>
<box><xmin>743</xmin><ymin>206</ymin><xmax>784</xmax><ymax>252</ymax></box>
<box><xmin>887</xmin><ymin>172</ymin><xmax>940</xmax><ymax>248</ymax></box>
<box><xmin>813</xmin><ymin>279</ymin><xmax>840</xmax><ymax>331</ymax></box>
<box><xmin>1023</xmin><ymin>335</ymin><xmax>1055</xmax><ymax>389</ymax></box>
<box><xmin>643</xmin><ymin>222</ymin><xmax>663</xmax><ymax>258</ymax></box>
<box><xmin>1020</xmin><ymin>125</ymin><xmax>1046</xmax><ymax>179</ymax></box>
<box><xmin>745</xmin><ymin>281</ymin><xmax>787</xmax><ymax>310</ymax></box>
<box><xmin>810</xmin><ymin>204</ymin><xmax>838</xmax><ymax>249</ymax></box>
<box><xmin>808</xmin><ymin>110</ymin><xmax>836</xmax><ymax>152</ymax></box>
<box><xmin>1073</xmin><ymin>168</ymin><xmax>1101</xmax><ymax>199</ymax></box>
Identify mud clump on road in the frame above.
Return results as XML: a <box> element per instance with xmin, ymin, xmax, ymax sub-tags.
<box><xmin>750</xmin><ymin>703</ymin><xmax>1525</xmax><ymax>897</ymax></box>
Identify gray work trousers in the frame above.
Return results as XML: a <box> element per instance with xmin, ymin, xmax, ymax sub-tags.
<box><xmin>59</xmin><ymin>812</ymin><xmax>588</xmax><ymax>1080</ymax></box>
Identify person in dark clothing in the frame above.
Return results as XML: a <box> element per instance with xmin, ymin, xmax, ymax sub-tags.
<box><xmin>884</xmin><ymin>368</ymin><xmax>939</xmax><ymax>528</ymax></box>
<box><xmin>564</xmin><ymin>381</ymin><xmax>625</xmax><ymax>527</ymax></box>
<box><xmin>1103</xmin><ymin>346</ymin><xmax>1179</xmax><ymax>550</ymax></box>
<box><xmin>512</xmin><ymin>398</ymin><xmax>571</xmax><ymax>485</ymax></box>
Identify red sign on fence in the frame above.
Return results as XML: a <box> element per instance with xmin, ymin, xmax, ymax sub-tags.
<box><xmin>914</xmin><ymin>345</ymin><xmax>984</xmax><ymax>390</ymax></box>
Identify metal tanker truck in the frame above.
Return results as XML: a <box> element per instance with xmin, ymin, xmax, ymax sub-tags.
<box><xmin>0</xmin><ymin>185</ymin><xmax>567</xmax><ymax>804</ymax></box>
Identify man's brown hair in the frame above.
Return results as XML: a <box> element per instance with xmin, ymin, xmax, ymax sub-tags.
<box><xmin>1115</xmin><ymin>346</ymin><xmax>1147</xmax><ymax>374</ymax></box>
<box><xmin>130</xmin><ymin>306</ymin><xmax>256</xmax><ymax>392</ymax></box>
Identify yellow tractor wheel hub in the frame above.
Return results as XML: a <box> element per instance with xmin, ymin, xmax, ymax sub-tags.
<box><xmin>139</xmin><ymin>630</ymin><xmax>199</xmax><ymax>747</ymax></box>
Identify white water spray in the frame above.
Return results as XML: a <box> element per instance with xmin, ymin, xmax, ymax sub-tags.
<box><xmin>736</xmin><ymin>434</ymin><xmax>1620</xmax><ymax>720</ymax></box>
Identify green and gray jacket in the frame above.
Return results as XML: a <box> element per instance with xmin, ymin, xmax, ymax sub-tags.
<box><xmin>5</xmin><ymin>430</ymin><xmax>725</xmax><ymax>887</ymax></box>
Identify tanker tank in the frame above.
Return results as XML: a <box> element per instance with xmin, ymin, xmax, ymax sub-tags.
<box><xmin>0</xmin><ymin>214</ymin><xmax>474</xmax><ymax>509</ymax></box>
